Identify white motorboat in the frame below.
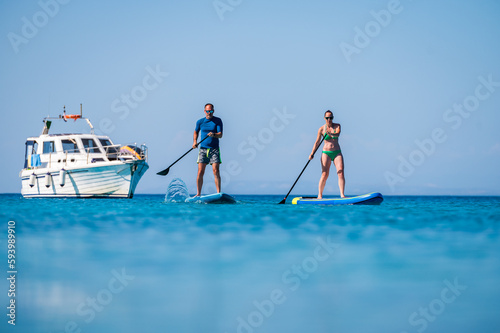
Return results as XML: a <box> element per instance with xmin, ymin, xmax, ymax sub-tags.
<box><xmin>20</xmin><ymin>107</ymin><xmax>149</xmax><ymax>198</ymax></box>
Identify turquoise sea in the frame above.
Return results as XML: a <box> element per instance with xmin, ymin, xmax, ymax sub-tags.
<box><xmin>1</xmin><ymin>193</ymin><xmax>499</xmax><ymax>333</ymax></box>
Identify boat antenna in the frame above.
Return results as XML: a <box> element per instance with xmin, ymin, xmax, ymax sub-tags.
<box><xmin>63</xmin><ymin>105</ymin><xmax>67</xmax><ymax>122</ymax></box>
<box><xmin>80</xmin><ymin>103</ymin><xmax>82</xmax><ymax>117</ymax></box>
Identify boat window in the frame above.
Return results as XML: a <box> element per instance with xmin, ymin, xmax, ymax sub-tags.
<box><xmin>99</xmin><ymin>138</ymin><xmax>119</xmax><ymax>159</ymax></box>
<box><xmin>81</xmin><ymin>138</ymin><xmax>101</xmax><ymax>153</ymax></box>
<box><xmin>43</xmin><ymin>141</ymin><xmax>55</xmax><ymax>154</ymax></box>
<box><xmin>99</xmin><ymin>139</ymin><xmax>113</xmax><ymax>147</ymax></box>
<box><xmin>24</xmin><ymin>141</ymin><xmax>36</xmax><ymax>168</ymax></box>
<box><xmin>62</xmin><ymin>139</ymin><xmax>79</xmax><ymax>153</ymax></box>
<box><xmin>25</xmin><ymin>141</ymin><xmax>37</xmax><ymax>155</ymax></box>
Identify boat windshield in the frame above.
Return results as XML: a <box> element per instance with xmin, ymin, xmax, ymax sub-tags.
<box><xmin>99</xmin><ymin>138</ymin><xmax>119</xmax><ymax>160</ymax></box>
<box><xmin>99</xmin><ymin>139</ymin><xmax>112</xmax><ymax>147</ymax></box>
<box><xmin>81</xmin><ymin>138</ymin><xmax>101</xmax><ymax>153</ymax></box>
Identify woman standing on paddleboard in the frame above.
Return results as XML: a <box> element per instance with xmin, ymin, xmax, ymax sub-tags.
<box><xmin>309</xmin><ymin>110</ymin><xmax>345</xmax><ymax>199</ymax></box>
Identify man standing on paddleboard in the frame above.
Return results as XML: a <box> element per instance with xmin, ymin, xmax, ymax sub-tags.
<box><xmin>193</xmin><ymin>103</ymin><xmax>223</xmax><ymax>197</ymax></box>
<box><xmin>309</xmin><ymin>110</ymin><xmax>345</xmax><ymax>199</ymax></box>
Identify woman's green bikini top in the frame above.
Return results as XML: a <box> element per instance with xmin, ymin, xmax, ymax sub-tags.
<box><xmin>323</xmin><ymin>124</ymin><xmax>339</xmax><ymax>140</ymax></box>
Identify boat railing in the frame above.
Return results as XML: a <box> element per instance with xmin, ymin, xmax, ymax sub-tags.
<box><xmin>102</xmin><ymin>143</ymin><xmax>148</xmax><ymax>162</ymax></box>
<box><xmin>58</xmin><ymin>144</ymin><xmax>147</xmax><ymax>162</ymax></box>
<box><xmin>101</xmin><ymin>145</ymin><xmax>121</xmax><ymax>161</ymax></box>
<box><xmin>25</xmin><ymin>143</ymin><xmax>148</xmax><ymax>170</ymax></box>
<box><xmin>141</xmin><ymin>144</ymin><xmax>148</xmax><ymax>162</ymax></box>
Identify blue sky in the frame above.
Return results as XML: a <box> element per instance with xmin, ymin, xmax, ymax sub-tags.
<box><xmin>1</xmin><ymin>0</ymin><xmax>499</xmax><ymax>195</ymax></box>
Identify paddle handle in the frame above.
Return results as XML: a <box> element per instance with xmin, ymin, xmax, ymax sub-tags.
<box><xmin>280</xmin><ymin>136</ymin><xmax>325</xmax><ymax>203</ymax></box>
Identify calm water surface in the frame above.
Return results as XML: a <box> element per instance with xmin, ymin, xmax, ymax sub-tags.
<box><xmin>0</xmin><ymin>194</ymin><xmax>499</xmax><ymax>333</ymax></box>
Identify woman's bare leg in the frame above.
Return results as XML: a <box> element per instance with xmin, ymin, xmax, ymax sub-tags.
<box><xmin>318</xmin><ymin>153</ymin><xmax>331</xmax><ymax>199</ymax></box>
<box><xmin>333</xmin><ymin>154</ymin><xmax>345</xmax><ymax>198</ymax></box>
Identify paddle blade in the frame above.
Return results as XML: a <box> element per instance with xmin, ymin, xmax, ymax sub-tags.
<box><xmin>156</xmin><ymin>168</ymin><xmax>170</xmax><ymax>176</ymax></box>
<box><xmin>278</xmin><ymin>198</ymin><xmax>286</xmax><ymax>204</ymax></box>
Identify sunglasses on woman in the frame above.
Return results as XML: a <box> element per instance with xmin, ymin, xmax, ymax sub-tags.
<box><xmin>325</xmin><ymin>116</ymin><xmax>333</xmax><ymax>120</ymax></box>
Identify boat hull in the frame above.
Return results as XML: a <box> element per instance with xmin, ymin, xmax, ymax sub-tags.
<box><xmin>20</xmin><ymin>160</ymin><xmax>148</xmax><ymax>198</ymax></box>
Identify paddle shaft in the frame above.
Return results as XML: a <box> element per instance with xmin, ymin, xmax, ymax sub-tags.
<box><xmin>157</xmin><ymin>135</ymin><xmax>209</xmax><ymax>175</ymax></box>
<box><xmin>279</xmin><ymin>136</ymin><xmax>325</xmax><ymax>204</ymax></box>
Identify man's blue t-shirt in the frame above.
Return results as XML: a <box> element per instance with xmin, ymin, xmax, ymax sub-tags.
<box><xmin>195</xmin><ymin>116</ymin><xmax>223</xmax><ymax>148</ymax></box>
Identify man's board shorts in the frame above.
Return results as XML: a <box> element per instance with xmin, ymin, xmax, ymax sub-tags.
<box><xmin>197</xmin><ymin>147</ymin><xmax>221</xmax><ymax>165</ymax></box>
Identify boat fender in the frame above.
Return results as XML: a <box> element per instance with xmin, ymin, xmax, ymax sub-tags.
<box><xmin>45</xmin><ymin>173</ymin><xmax>52</xmax><ymax>188</ymax></box>
<box><xmin>29</xmin><ymin>173</ymin><xmax>36</xmax><ymax>187</ymax></box>
<box><xmin>59</xmin><ymin>169</ymin><xmax>66</xmax><ymax>187</ymax></box>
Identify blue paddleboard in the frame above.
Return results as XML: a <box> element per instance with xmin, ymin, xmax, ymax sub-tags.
<box><xmin>185</xmin><ymin>192</ymin><xmax>236</xmax><ymax>204</ymax></box>
<box><xmin>292</xmin><ymin>192</ymin><xmax>383</xmax><ymax>205</ymax></box>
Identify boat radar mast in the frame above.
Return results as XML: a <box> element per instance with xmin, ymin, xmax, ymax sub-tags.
<box><xmin>42</xmin><ymin>104</ymin><xmax>95</xmax><ymax>135</ymax></box>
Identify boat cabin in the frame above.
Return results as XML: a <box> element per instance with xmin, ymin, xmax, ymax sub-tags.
<box><xmin>24</xmin><ymin>134</ymin><xmax>142</xmax><ymax>170</ymax></box>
